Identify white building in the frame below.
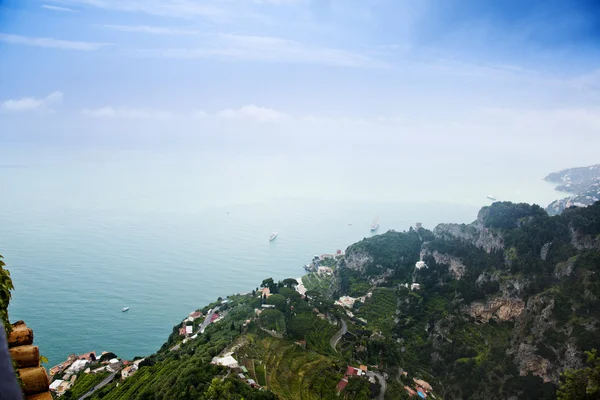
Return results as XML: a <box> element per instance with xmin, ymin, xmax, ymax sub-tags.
<box><xmin>415</xmin><ymin>261</ymin><xmax>427</xmax><ymax>270</ymax></box>
<box><xmin>211</xmin><ymin>352</ymin><xmax>239</xmax><ymax>369</ymax></box>
<box><xmin>66</xmin><ymin>359</ymin><xmax>88</xmax><ymax>374</ymax></box>
<box><xmin>317</xmin><ymin>266</ymin><xmax>333</xmax><ymax>276</ymax></box>
<box><xmin>411</xmin><ymin>283</ymin><xmax>421</xmax><ymax>291</ymax></box>
<box><xmin>49</xmin><ymin>380</ymin><xmax>64</xmax><ymax>392</ymax></box>
<box><xmin>185</xmin><ymin>325</ymin><xmax>193</xmax><ymax>335</ymax></box>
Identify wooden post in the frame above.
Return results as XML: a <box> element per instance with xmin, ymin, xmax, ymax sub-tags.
<box><xmin>9</xmin><ymin>345</ymin><xmax>40</xmax><ymax>368</ymax></box>
<box><xmin>18</xmin><ymin>366</ymin><xmax>50</xmax><ymax>395</ymax></box>
<box><xmin>24</xmin><ymin>392</ymin><xmax>53</xmax><ymax>400</ymax></box>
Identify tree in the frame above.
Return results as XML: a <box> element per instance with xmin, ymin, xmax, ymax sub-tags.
<box><xmin>261</xmin><ymin>278</ymin><xmax>277</xmax><ymax>293</ymax></box>
<box><xmin>282</xmin><ymin>278</ymin><xmax>298</xmax><ymax>289</ymax></box>
<box><xmin>99</xmin><ymin>352</ymin><xmax>118</xmax><ymax>362</ymax></box>
<box><xmin>259</xmin><ymin>310</ymin><xmax>286</xmax><ymax>333</ymax></box>
<box><xmin>558</xmin><ymin>349</ymin><xmax>600</xmax><ymax>400</ymax></box>
<box><xmin>266</xmin><ymin>294</ymin><xmax>286</xmax><ymax>311</ymax></box>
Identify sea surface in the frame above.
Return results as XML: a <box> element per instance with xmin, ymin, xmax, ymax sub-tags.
<box><xmin>0</xmin><ymin>145</ymin><xmax>564</xmax><ymax>366</ymax></box>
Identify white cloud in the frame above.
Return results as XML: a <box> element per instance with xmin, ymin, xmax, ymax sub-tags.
<box><xmin>46</xmin><ymin>0</ymin><xmax>301</xmax><ymax>19</ymax></box>
<box><xmin>96</xmin><ymin>24</ymin><xmax>199</xmax><ymax>35</ymax></box>
<box><xmin>190</xmin><ymin>110</ymin><xmax>208</xmax><ymax>119</ymax></box>
<box><xmin>42</xmin><ymin>4</ymin><xmax>78</xmax><ymax>12</ymax></box>
<box><xmin>0</xmin><ymin>33</ymin><xmax>109</xmax><ymax>51</ymax></box>
<box><xmin>136</xmin><ymin>34</ymin><xmax>387</xmax><ymax>68</ymax></box>
<box><xmin>1</xmin><ymin>91</ymin><xmax>63</xmax><ymax>114</ymax></box>
<box><xmin>217</xmin><ymin>105</ymin><xmax>290</xmax><ymax>122</ymax></box>
<box><xmin>82</xmin><ymin>106</ymin><xmax>174</xmax><ymax>119</ymax></box>
<box><xmin>47</xmin><ymin>0</ymin><xmax>224</xmax><ymax>19</ymax></box>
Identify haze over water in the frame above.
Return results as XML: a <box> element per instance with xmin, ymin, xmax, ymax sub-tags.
<box><xmin>1</xmin><ymin>143</ymin><xmax>565</xmax><ymax>366</ymax></box>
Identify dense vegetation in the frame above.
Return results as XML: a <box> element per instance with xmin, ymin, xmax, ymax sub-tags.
<box><xmin>334</xmin><ymin>201</ymin><xmax>600</xmax><ymax>399</ymax></box>
<box><xmin>0</xmin><ymin>254</ymin><xmax>14</xmax><ymax>334</ymax></box>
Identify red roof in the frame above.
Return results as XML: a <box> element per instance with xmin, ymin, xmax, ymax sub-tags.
<box><xmin>336</xmin><ymin>379</ymin><xmax>348</xmax><ymax>392</ymax></box>
<box><xmin>210</xmin><ymin>313</ymin><xmax>219</xmax><ymax>322</ymax></box>
<box><xmin>79</xmin><ymin>352</ymin><xmax>96</xmax><ymax>361</ymax></box>
<box><xmin>190</xmin><ymin>311</ymin><xmax>202</xmax><ymax>319</ymax></box>
<box><xmin>345</xmin><ymin>366</ymin><xmax>358</xmax><ymax>376</ymax></box>
<box><xmin>179</xmin><ymin>328</ymin><xmax>186</xmax><ymax>336</ymax></box>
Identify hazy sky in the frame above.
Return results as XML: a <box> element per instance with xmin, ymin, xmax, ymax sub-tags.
<box><xmin>1</xmin><ymin>0</ymin><xmax>600</xmax><ymax>166</ymax></box>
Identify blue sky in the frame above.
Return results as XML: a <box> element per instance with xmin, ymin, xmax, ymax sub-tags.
<box><xmin>0</xmin><ymin>0</ymin><xmax>599</xmax><ymax>161</ymax></box>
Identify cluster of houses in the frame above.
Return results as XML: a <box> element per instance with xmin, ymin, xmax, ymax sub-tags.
<box><xmin>210</xmin><ymin>353</ymin><xmax>261</xmax><ymax>389</ymax></box>
<box><xmin>404</xmin><ymin>377</ymin><xmax>434</xmax><ymax>399</ymax></box>
<box><xmin>48</xmin><ymin>351</ymin><xmax>144</xmax><ymax>396</ymax></box>
<box><xmin>335</xmin><ymin>293</ymin><xmax>373</xmax><ymax>309</ymax></box>
<box><xmin>336</xmin><ymin>365</ymin><xmax>370</xmax><ymax>393</ymax></box>
<box><xmin>304</xmin><ymin>250</ymin><xmax>344</xmax><ymax>273</ymax></box>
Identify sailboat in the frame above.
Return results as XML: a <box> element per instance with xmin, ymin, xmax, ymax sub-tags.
<box><xmin>370</xmin><ymin>217</ymin><xmax>380</xmax><ymax>232</ymax></box>
<box><xmin>122</xmin><ymin>307</ymin><xmax>130</xmax><ymax>312</ymax></box>
<box><xmin>269</xmin><ymin>232</ymin><xmax>278</xmax><ymax>242</ymax></box>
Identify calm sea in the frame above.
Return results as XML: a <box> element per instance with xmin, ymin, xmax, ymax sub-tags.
<box><xmin>1</xmin><ymin>145</ymin><xmax>563</xmax><ymax>366</ymax></box>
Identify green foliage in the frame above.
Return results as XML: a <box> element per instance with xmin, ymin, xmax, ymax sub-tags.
<box><xmin>100</xmin><ymin>352</ymin><xmax>117</xmax><ymax>362</ymax></box>
<box><xmin>259</xmin><ymin>309</ymin><xmax>286</xmax><ymax>333</ymax></box>
<box><xmin>356</xmin><ymin>288</ymin><xmax>398</xmax><ymax>336</ymax></box>
<box><xmin>266</xmin><ymin>294</ymin><xmax>286</xmax><ymax>311</ymax></box>
<box><xmin>482</xmin><ymin>202</ymin><xmax>547</xmax><ymax>229</ymax></box>
<box><xmin>558</xmin><ymin>350</ymin><xmax>600</xmax><ymax>400</ymax></box>
<box><xmin>203</xmin><ymin>377</ymin><xmax>276</xmax><ymax>400</ymax></box>
<box><xmin>65</xmin><ymin>372</ymin><xmax>110</xmax><ymax>399</ymax></box>
<box><xmin>94</xmin><ymin>293</ymin><xmax>269</xmax><ymax>400</ymax></box>
<box><xmin>0</xmin><ymin>254</ymin><xmax>14</xmax><ymax>335</ymax></box>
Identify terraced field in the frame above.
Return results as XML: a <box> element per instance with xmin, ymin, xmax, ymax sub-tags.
<box><xmin>356</xmin><ymin>288</ymin><xmax>398</xmax><ymax>335</ymax></box>
<box><xmin>237</xmin><ymin>332</ymin><xmax>342</xmax><ymax>400</ymax></box>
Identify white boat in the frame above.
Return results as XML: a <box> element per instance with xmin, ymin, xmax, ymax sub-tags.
<box><xmin>370</xmin><ymin>217</ymin><xmax>379</xmax><ymax>232</ymax></box>
<box><xmin>122</xmin><ymin>307</ymin><xmax>130</xmax><ymax>312</ymax></box>
<box><xmin>487</xmin><ymin>195</ymin><xmax>497</xmax><ymax>201</ymax></box>
<box><xmin>269</xmin><ymin>232</ymin><xmax>278</xmax><ymax>242</ymax></box>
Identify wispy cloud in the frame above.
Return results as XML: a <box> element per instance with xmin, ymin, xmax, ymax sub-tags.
<box><xmin>217</xmin><ymin>105</ymin><xmax>290</xmax><ymax>122</ymax></box>
<box><xmin>96</xmin><ymin>24</ymin><xmax>199</xmax><ymax>35</ymax></box>
<box><xmin>1</xmin><ymin>91</ymin><xmax>63</xmax><ymax>114</ymax></box>
<box><xmin>47</xmin><ymin>0</ymin><xmax>224</xmax><ymax>19</ymax></box>
<box><xmin>82</xmin><ymin>106</ymin><xmax>174</xmax><ymax>119</ymax></box>
<box><xmin>136</xmin><ymin>34</ymin><xmax>387</xmax><ymax>68</ymax></box>
<box><xmin>0</xmin><ymin>33</ymin><xmax>109</xmax><ymax>51</ymax></box>
<box><xmin>41</xmin><ymin>4</ymin><xmax>78</xmax><ymax>12</ymax></box>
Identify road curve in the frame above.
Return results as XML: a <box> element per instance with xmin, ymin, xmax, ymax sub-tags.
<box><xmin>329</xmin><ymin>317</ymin><xmax>347</xmax><ymax>352</ymax></box>
<box><xmin>200</xmin><ymin>306</ymin><xmax>220</xmax><ymax>334</ymax></box>
<box><xmin>78</xmin><ymin>370</ymin><xmax>118</xmax><ymax>400</ymax></box>
<box><xmin>367</xmin><ymin>371</ymin><xmax>386</xmax><ymax>400</ymax></box>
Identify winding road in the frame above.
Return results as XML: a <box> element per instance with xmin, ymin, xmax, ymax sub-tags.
<box><xmin>367</xmin><ymin>371</ymin><xmax>386</xmax><ymax>400</ymax></box>
<box><xmin>329</xmin><ymin>317</ymin><xmax>347</xmax><ymax>352</ymax></box>
<box><xmin>78</xmin><ymin>370</ymin><xmax>118</xmax><ymax>400</ymax></box>
<box><xmin>200</xmin><ymin>306</ymin><xmax>220</xmax><ymax>334</ymax></box>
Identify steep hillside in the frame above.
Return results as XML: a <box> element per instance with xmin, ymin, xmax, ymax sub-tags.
<box><xmin>545</xmin><ymin>164</ymin><xmax>600</xmax><ymax>215</ymax></box>
<box><xmin>337</xmin><ymin>201</ymin><xmax>600</xmax><ymax>399</ymax></box>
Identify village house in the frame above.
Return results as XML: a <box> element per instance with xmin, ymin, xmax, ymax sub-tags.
<box><xmin>415</xmin><ymin>261</ymin><xmax>427</xmax><ymax>270</ymax></box>
<box><xmin>335</xmin><ymin>296</ymin><xmax>357</xmax><ymax>308</ymax></box>
<box><xmin>66</xmin><ymin>359</ymin><xmax>89</xmax><ymax>374</ymax></box>
<box><xmin>259</xmin><ymin>287</ymin><xmax>272</xmax><ymax>298</ymax></box>
<box><xmin>336</xmin><ymin>378</ymin><xmax>349</xmax><ymax>392</ymax></box>
<box><xmin>317</xmin><ymin>266</ymin><xmax>333</xmax><ymax>276</ymax></box>
<box><xmin>189</xmin><ymin>311</ymin><xmax>202</xmax><ymax>320</ymax></box>
<box><xmin>121</xmin><ymin>363</ymin><xmax>139</xmax><ymax>379</ymax></box>
<box><xmin>336</xmin><ymin>365</ymin><xmax>370</xmax><ymax>393</ymax></box>
<box><xmin>107</xmin><ymin>358</ymin><xmax>121</xmax><ymax>373</ymax></box>
<box><xmin>211</xmin><ymin>352</ymin><xmax>239</xmax><ymax>369</ymax></box>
